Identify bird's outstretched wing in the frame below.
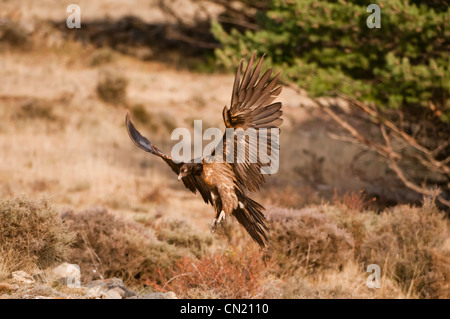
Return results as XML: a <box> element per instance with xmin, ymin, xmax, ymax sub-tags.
<box><xmin>219</xmin><ymin>52</ymin><xmax>283</xmax><ymax>191</ymax></box>
<box><xmin>126</xmin><ymin>112</ymin><xmax>212</xmax><ymax>204</ymax></box>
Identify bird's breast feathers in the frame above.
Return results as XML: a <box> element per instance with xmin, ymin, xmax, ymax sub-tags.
<box><xmin>201</xmin><ymin>162</ymin><xmax>236</xmax><ymax>188</ymax></box>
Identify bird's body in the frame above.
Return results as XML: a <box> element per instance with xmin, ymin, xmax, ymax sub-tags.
<box><xmin>202</xmin><ymin>162</ymin><xmax>237</xmax><ymax>226</ymax></box>
<box><xmin>126</xmin><ymin>52</ymin><xmax>282</xmax><ymax>247</ymax></box>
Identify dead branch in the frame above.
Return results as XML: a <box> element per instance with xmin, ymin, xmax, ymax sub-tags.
<box><xmin>166</xmin><ymin>28</ymin><xmax>221</xmax><ymax>49</ymax></box>
<box><xmin>321</xmin><ymin>104</ymin><xmax>401</xmax><ymax>160</ymax></box>
<box><xmin>340</xmin><ymin>95</ymin><xmax>450</xmax><ymax>176</ymax></box>
<box><xmin>317</xmin><ymin>97</ymin><xmax>449</xmax><ymax>208</ymax></box>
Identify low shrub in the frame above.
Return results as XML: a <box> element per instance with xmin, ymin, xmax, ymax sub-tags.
<box><xmin>147</xmin><ymin>218</ymin><xmax>213</xmax><ymax>258</ymax></box>
<box><xmin>90</xmin><ymin>48</ymin><xmax>115</xmax><ymax>66</ymax></box>
<box><xmin>131</xmin><ymin>104</ymin><xmax>178</xmax><ymax>135</ymax></box>
<box><xmin>360</xmin><ymin>198</ymin><xmax>450</xmax><ymax>298</ymax></box>
<box><xmin>0</xmin><ymin>198</ymin><xmax>74</xmax><ymax>276</ymax></box>
<box><xmin>265</xmin><ymin>206</ymin><xmax>355</xmax><ymax>276</ymax></box>
<box><xmin>0</xmin><ymin>20</ymin><xmax>30</xmax><ymax>49</ymax></box>
<box><xmin>61</xmin><ymin>208</ymin><xmax>212</xmax><ymax>286</ymax></box>
<box><xmin>96</xmin><ymin>69</ymin><xmax>128</xmax><ymax>105</ymax></box>
<box><xmin>149</xmin><ymin>246</ymin><xmax>270</xmax><ymax>299</ymax></box>
<box><xmin>14</xmin><ymin>99</ymin><xmax>58</xmax><ymax>121</ymax></box>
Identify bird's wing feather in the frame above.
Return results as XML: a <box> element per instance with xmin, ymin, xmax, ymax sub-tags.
<box><xmin>126</xmin><ymin>112</ymin><xmax>212</xmax><ymax>204</ymax></box>
<box><xmin>219</xmin><ymin>52</ymin><xmax>283</xmax><ymax>191</ymax></box>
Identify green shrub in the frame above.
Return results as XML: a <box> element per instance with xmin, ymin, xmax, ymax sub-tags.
<box><xmin>212</xmin><ymin>0</ymin><xmax>449</xmax><ymax>122</ymax></box>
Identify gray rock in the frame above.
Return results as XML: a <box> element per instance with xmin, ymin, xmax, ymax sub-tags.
<box><xmin>104</xmin><ymin>288</ymin><xmax>123</xmax><ymax>300</ymax></box>
<box><xmin>12</xmin><ymin>271</ymin><xmax>35</xmax><ymax>284</ymax></box>
<box><xmin>85</xmin><ymin>278</ymin><xmax>136</xmax><ymax>299</ymax></box>
<box><xmin>47</xmin><ymin>263</ymin><xmax>81</xmax><ymax>287</ymax></box>
<box><xmin>131</xmin><ymin>292</ymin><xmax>178</xmax><ymax>299</ymax></box>
<box><xmin>85</xmin><ymin>286</ymin><xmax>105</xmax><ymax>299</ymax></box>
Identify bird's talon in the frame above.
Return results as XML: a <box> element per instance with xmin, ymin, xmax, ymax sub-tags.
<box><xmin>218</xmin><ymin>211</ymin><xmax>226</xmax><ymax>223</ymax></box>
<box><xmin>211</xmin><ymin>219</ymin><xmax>218</xmax><ymax>233</ymax></box>
<box><xmin>211</xmin><ymin>211</ymin><xmax>226</xmax><ymax>233</ymax></box>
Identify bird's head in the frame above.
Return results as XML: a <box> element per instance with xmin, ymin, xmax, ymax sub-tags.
<box><xmin>178</xmin><ymin>163</ymin><xmax>202</xmax><ymax>181</ymax></box>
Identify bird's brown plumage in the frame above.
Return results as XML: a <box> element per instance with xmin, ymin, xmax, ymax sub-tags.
<box><xmin>125</xmin><ymin>52</ymin><xmax>282</xmax><ymax>247</ymax></box>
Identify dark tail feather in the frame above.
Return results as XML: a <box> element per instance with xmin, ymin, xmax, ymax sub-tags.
<box><xmin>233</xmin><ymin>193</ymin><xmax>268</xmax><ymax>248</ymax></box>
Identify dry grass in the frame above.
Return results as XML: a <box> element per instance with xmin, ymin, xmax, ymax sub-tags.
<box><xmin>144</xmin><ymin>199</ymin><xmax>449</xmax><ymax>299</ymax></box>
<box><xmin>90</xmin><ymin>48</ymin><xmax>116</xmax><ymax>67</ymax></box>
<box><xmin>176</xmin><ymin>197</ymin><xmax>446</xmax><ymax>299</ymax></box>
<box><xmin>146</xmin><ymin>217</ymin><xmax>214</xmax><ymax>258</ymax></box>
<box><xmin>265</xmin><ymin>206</ymin><xmax>355</xmax><ymax>276</ymax></box>
<box><xmin>13</xmin><ymin>99</ymin><xmax>57</xmax><ymax>121</ymax></box>
<box><xmin>96</xmin><ymin>68</ymin><xmax>129</xmax><ymax>106</ymax></box>
<box><xmin>0</xmin><ymin>198</ymin><xmax>74</xmax><ymax>277</ymax></box>
<box><xmin>61</xmin><ymin>208</ymin><xmax>213</xmax><ymax>287</ymax></box>
<box><xmin>140</xmin><ymin>187</ymin><xmax>166</xmax><ymax>205</ymax></box>
<box><xmin>259</xmin><ymin>184</ymin><xmax>321</xmax><ymax>209</ymax></box>
<box><xmin>279</xmin><ymin>261</ymin><xmax>409</xmax><ymax>299</ymax></box>
<box><xmin>130</xmin><ymin>103</ymin><xmax>178</xmax><ymax>135</ymax></box>
<box><xmin>263</xmin><ymin>198</ymin><xmax>449</xmax><ymax>298</ymax></box>
<box><xmin>332</xmin><ymin>189</ymin><xmax>377</xmax><ymax>212</ymax></box>
<box><xmin>1</xmin><ymin>196</ymin><xmax>444</xmax><ymax>298</ymax></box>
<box><xmin>359</xmin><ymin>197</ymin><xmax>450</xmax><ymax>298</ymax></box>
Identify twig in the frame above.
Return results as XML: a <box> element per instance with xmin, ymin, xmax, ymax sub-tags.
<box><xmin>321</xmin><ymin>104</ymin><xmax>401</xmax><ymax>160</ymax></box>
<box><xmin>319</xmin><ymin>98</ymin><xmax>449</xmax><ymax>207</ymax></box>
<box><xmin>380</xmin><ymin>119</ymin><xmax>449</xmax><ymax>207</ymax></box>
<box><xmin>327</xmin><ymin>132</ymin><xmax>369</xmax><ymax>147</ymax></box>
<box><xmin>167</xmin><ymin>30</ymin><xmax>220</xmax><ymax>49</ymax></box>
<box><xmin>342</xmin><ymin>95</ymin><xmax>450</xmax><ymax>175</ymax></box>
<box><xmin>162</xmin><ymin>272</ymin><xmax>192</xmax><ymax>289</ymax></box>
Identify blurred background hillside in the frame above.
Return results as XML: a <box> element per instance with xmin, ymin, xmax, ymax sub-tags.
<box><xmin>0</xmin><ymin>0</ymin><xmax>449</xmax><ymax>299</ymax></box>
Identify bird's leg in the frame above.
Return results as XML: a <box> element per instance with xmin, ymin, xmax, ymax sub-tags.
<box><xmin>211</xmin><ymin>210</ymin><xmax>226</xmax><ymax>233</ymax></box>
<box><xmin>218</xmin><ymin>210</ymin><xmax>226</xmax><ymax>223</ymax></box>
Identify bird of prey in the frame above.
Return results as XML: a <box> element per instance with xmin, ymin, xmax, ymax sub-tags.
<box><xmin>125</xmin><ymin>52</ymin><xmax>282</xmax><ymax>247</ymax></box>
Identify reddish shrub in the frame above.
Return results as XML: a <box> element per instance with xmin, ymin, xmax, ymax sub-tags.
<box><xmin>148</xmin><ymin>246</ymin><xmax>272</xmax><ymax>299</ymax></box>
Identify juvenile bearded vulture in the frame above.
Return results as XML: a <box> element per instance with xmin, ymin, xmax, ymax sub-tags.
<box><xmin>126</xmin><ymin>52</ymin><xmax>282</xmax><ymax>247</ymax></box>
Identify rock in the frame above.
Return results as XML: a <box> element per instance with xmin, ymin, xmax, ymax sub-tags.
<box><xmin>85</xmin><ymin>285</ymin><xmax>125</xmax><ymax>299</ymax></box>
<box><xmin>48</xmin><ymin>263</ymin><xmax>81</xmax><ymax>287</ymax></box>
<box><xmin>133</xmin><ymin>292</ymin><xmax>178</xmax><ymax>299</ymax></box>
<box><xmin>12</xmin><ymin>271</ymin><xmax>35</xmax><ymax>284</ymax></box>
<box><xmin>85</xmin><ymin>278</ymin><xmax>136</xmax><ymax>299</ymax></box>
<box><xmin>85</xmin><ymin>286</ymin><xmax>106</xmax><ymax>299</ymax></box>
<box><xmin>103</xmin><ymin>287</ymin><xmax>123</xmax><ymax>299</ymax></box>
